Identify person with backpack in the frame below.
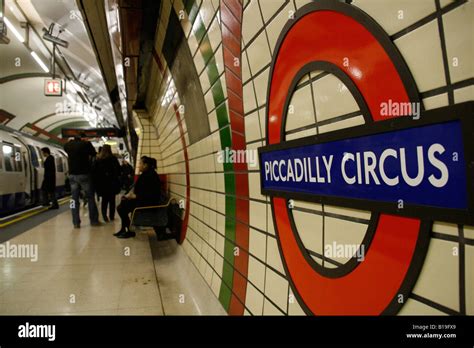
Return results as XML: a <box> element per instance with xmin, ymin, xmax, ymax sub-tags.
<box><xmin>94</xmin><ymin>145</ymin><xmax>121</xmax><ymax>222</ymax></box>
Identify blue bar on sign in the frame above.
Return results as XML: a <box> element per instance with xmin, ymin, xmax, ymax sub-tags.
<box><xmin>260</xmin><ymin>120</ymin><xmax>467</xmax><ymax>210</ymax></box>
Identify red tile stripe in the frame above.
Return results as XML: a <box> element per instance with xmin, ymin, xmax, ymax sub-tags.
<box><xmin>152</xmin><ymin>48</ymin><xmax>165</xmax><ymax>72</ymax></box>
<box><xmin>221</xmin><ymin>24</ymin><xmax>241</xmax><ymax>57</ymax></box>
<box><xmin>223</xmin><ymin>46</ymin><xmax>241</xmax><ymax>77</ymax></box>
<box><xmin>152</xmin><ymin>49</ymin><xmax>190</xmax><ymax>244</ymax></box>
<box><xmin>172</xmin><ymin>103</ymin><xmax>190</xmax><ymax>244</ymax></box>
<box><xmin>28</xmin><ymin>123</ymin><xmax>66</xmax><ymax>144</ymax></box>
<box><xmin>227</xmin><ymin>88</ymin><xmax>244</xmax><ymax>116</ymax></box>
<box><xmin>223</xmin><ymin>0</ymin><xmax>242</xmax><ymax>23</ymax></box>
<box><xmin>225</xmin><ymin>69</ymin><xmax>242</xmax><ymax>97</ymax></box>
<box><xmin>221</xmin><ymin>0</ymin><xmax>249</xmax><ymax>316</ymax></box>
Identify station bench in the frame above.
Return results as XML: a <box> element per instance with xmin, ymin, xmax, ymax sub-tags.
<box><xmin>130</xmin><ymin>198</ymin><xmax>183</xmax><ymax>242</ymax></box>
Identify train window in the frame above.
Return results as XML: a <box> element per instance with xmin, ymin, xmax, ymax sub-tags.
<box><xmin>14</xmin><ymin>146</ymin><xmax>22</xmax><ymax>172</ymax></box>
<box><xmin>28</xmin><ymin>145</ymin><xmax>40</xmax><ymax>167</ymax></box>
<box><xmin>57</xmin><ymin>151</ymin><xmax>68</xmax><ymax>172</ymax></box>
<box><xmin>2</xmin><ymin>144</ymin><xmax>14</xmax><ymax>172</ymax></box>
<box><xmin>36</xmin><ymin>146</ymin><xmax>43</xmax><ymax>164</ymax></box>
<box><xmin>56</xmin><ymin>155</ymin><xmax>64</xmax><ymax>172</ymax></box>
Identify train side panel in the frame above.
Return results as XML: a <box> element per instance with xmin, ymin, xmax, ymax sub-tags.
<box><xmin>0</xmin><ymin>128</ymin><xmax>69</xmax><ymax>216</ymax></box>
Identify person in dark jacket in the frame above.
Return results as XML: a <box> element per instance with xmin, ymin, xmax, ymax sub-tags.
<box><xmin>41</xmin><ymin>147</ymin><xmax>59</xmax><ymax>210</ymax></box>
<box><xmin>64</xmin><ymin>135</ymin><xmax>99</xmax><ymax>228</ymax></box>
<box><xmin>120</xmin><ymin>159</ymin><xmax>134</xmax><ymax>191</ymax></box>
<box><xmin>115</xmin><ymin>156</ymin><xmax>161</xmax><ymax>239</ymax></box>
<box><xmin>94</xmin><ymin>145</ymin><xmax>121</xmax><ymax>222</ymax></box>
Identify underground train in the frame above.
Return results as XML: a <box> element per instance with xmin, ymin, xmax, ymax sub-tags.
<box><xmin>0</xmin><ymin>125</ymin><xmax>69</xmax><ymax>217</ymax></box>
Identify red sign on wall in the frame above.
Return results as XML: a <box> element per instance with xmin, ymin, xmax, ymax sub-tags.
<box><xmin>44</xmin><ymin>79</ymin><xmax>63</xmax><ymax>96</ymax></box>
<box><xmin>265</xmin><ymin>1</ymin><xmax>426</xmax><ymax>315</ymax></box>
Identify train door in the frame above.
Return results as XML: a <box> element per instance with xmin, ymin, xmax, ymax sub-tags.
<box><xmin>60</xmin><ymin>150</ymin><xmax>70</xmax><ymax>194</ymax></box>
<box><xmin>0</xmin><ymin>144</ymin><xmax>4</xmax><ymax>212</ymax></box>
<box><xmin>51</xmin><ymin>150</ymin><xmax>63</xmax><ymax>197</ymax></box>
<box><xmin>27</xmin><ymin>145</ymin><xmax>41</xmax><ymax>203</ymax></box>
<box><xmin>12</xmin><ymin>136</ymin><xmax>33</xmax><ymax>206</ymax></box>
<box><xmin>15</xmin><ymin>144</ymin><xmax>30</xmax><ymax>206</ymax></box>
<box><xmin>1</xmin><ymin>142</ymin><xmax>18</xmax><ymax>212</ymax></box>
<box><xmin>35</xmin><ymin>146</ymin><xmax>45</xmax><ymax>196</ymax></box>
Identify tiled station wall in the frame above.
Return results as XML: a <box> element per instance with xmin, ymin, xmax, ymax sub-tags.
<box><xmin>135</xmin><ymin>0</ymin><xmax>474</xmax><ymax>315</ymax></box>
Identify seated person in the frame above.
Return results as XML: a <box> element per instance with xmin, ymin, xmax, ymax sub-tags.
<box><xmin>115</xmin><ymin>156</ymin><xmax>161</xmax><ymax>238</ymax></box>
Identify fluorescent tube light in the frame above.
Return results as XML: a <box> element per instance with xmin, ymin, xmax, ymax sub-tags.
<box><xmin>4</xmin><ymin>16</ymin><xmax>24</xmax><ymax>42</ymax></box>
<box><xmin>30</xmin><ymin>51</ymin><xmax>49</xmax><ymax>72</ymax></box>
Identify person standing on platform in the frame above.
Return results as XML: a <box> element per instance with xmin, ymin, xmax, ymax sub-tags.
<box><xmin>94</xmin><ymin>145</ymin><xmax>121</xmax><ymax>222</ymax></box>
<box><xmin>40</xmin><ymin>147</ymin><xmax>59</xmax><ymax>210</ymax></box>
<box><xmin>92</xmin><ymin>146</ymin><xmax>101</xmax><ymax>201</ymax></box>
<box><xmin>64</xmin><ymin>134</ymin><xmax>100</xmax><ymax>228</ymax></box>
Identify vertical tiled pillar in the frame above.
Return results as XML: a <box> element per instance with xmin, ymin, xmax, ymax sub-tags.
<box><xmin>221</xmin><ymin>0</ymin><xmax>249</xmax><ymax>316</ymax></box>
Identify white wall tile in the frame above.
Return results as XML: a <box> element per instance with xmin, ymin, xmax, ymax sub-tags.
<box><xmin>264</xmin><ymin>267</ymin><xmax>288</xmax><ymax>313</ymax></box>
<box><xmin>266</xmin><ymin>236</ymin><xmax>285</xmax><ymax>274</ymax></box>
<box><xmin>353</xmin><ymin>0</ymin><xmax>436</xmax><ymax>35</ymax></box>
<box><xmin>466</xmin><ymin>245</ymin><xmax>474</xmax><ymax>314</ymax></box>
<box><xmin>259</xmin><ymin>0</ymin><xmax>286</xmax><ymax>24</ymax></box>
<box><xmin>443</xmin><ymin>1</ymin><xmax>474</xmax><ymax>84</ymax></box>
<box><xmin>285</xmin><ymin>84</ymin><xmax>316</xmax><ymax>132</ymax></box>
<box><xmin>243</xmin><ymin>0</ymin><xmax>264</xmax><ymax>44</ymax></box>
<box><xmin>412</xmin><ymin>239</ymin><xmax>459</xmax><ymax>312</ymax></box>
<box><xmin>246</xmin><ymin>30</ymin><xmax>272</xmax><ymax>74</ymax></box>
<box><xmin>245</xmin><ymin>282</ymin><xmax>264</xmax><ymax>315</ymax></box>
<box><xmin>249</xmin><ymin>228</ymin><xmax>267</xmax><ymax>261</ymax></box>
<box><xmin>248</xmin><ymin>255</ymin><xmax>266</xmax><ymax>291</ymax></box>
<box><xmin>312</xmin><ymin>74</ymin><xmax>359</xmax><ymax>122</ymax></box>
<box><xmin>394</xmin><ymin>20</ymin><xmax>446</xmax><ymax>92</ymax></box>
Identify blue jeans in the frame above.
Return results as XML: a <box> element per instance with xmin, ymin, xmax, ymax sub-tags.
<box><xmin>69</xmin><ymin>174</ymin><xmax>99</xmax><ymax>226</ymax></box>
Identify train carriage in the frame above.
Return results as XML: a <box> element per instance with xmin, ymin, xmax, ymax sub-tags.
<box><xmin>0</xmin><ymin>126</ymin><xmax>68</xmax><ymax>216</ymax></box>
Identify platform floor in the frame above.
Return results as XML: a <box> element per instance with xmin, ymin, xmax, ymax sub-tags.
<box><xmin>0</xmin><ymin>205</ymin><xmax>226</xmax><ymax>315</ymax></box>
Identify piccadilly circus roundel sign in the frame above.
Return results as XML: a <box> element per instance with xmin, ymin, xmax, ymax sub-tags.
<box><xmin>259</xmin><ymin>1</ymin><xmax>474</xmax><ymax>315</ymax></box>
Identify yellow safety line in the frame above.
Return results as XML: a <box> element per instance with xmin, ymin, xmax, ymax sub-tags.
<box><xmin>0</xmin><ymin>197</ymin><xmax>70</xmax><ymax>228</ymax></box>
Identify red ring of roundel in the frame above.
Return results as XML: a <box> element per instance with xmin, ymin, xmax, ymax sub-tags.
<box><xmin>266</xmin><ymin>5</ymin><xmax>425</xmax><ymax>315</ymax></box>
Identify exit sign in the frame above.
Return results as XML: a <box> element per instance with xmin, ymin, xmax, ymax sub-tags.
<box><xmin>44</xmin><ymin>79</ymin><xmax>63</xmax><ymax>96</ymax></box>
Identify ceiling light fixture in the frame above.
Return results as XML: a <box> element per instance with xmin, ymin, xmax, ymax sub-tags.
<box><xmin>42</xmin><ymin>24</ymin><xmax>68</xmax><ymax>48</ymax></box>
<box><xmin>3</xmin><ymin>16</ymin><xmax>24</xmax><ymax>42</ymax></box>
<box><xmin>30</xmin><ymin>51</ymin><xmax>49</xmax><ymax>72</ymax></box>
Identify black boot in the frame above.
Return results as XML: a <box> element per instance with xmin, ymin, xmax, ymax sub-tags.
<box><xmin>117</xmin><ymin>231</ymin><xmax>136</xmax><ymax>239</ymax></box>
<box><xmin>113</xmin><ymin>228</ymin><xmax>126</xmax><ymax>236</ymax></box>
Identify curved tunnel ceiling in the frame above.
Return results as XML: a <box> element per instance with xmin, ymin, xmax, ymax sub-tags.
<box><xmin>0</xmin><ymin>0</ymin><xmax>118</xmax><ymax>139</ymax></box>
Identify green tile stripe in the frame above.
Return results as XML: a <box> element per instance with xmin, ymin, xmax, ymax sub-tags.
<box><xmin>184</xmin><ymin>0</ymin><xmax>236</xmax><ymax>311</ymax></box>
